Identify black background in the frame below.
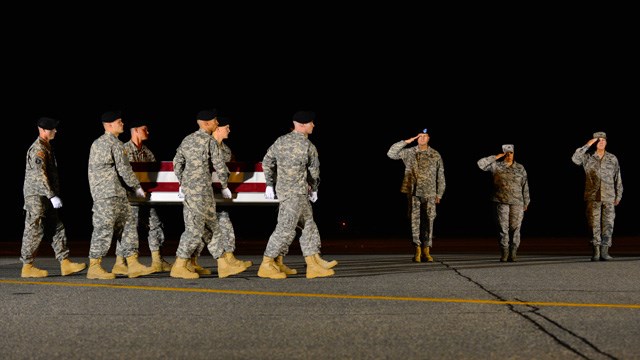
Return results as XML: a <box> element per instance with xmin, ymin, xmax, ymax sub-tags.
<box><xmin>7</xmin><ymin>20</ymin><xmax>638</xmax><ymax>247</ymax></box>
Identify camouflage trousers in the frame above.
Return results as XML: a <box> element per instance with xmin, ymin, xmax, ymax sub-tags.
<box><xmin>195</xmin><ymin>210</ymin><xmax>236</xmax><ymax>257</ymax></box>
<box><xmin>495</xmin><ymin>203</ymin><xmax>525</xmax><ymax>249</ymax></box>
<box><xmin>264</xmin><ymin>194</ymin><xmax>320</xmax><ymax>258</ymax></box>
<box><xmin>408</xmin><ymin>195</ymin><xmax>436</xmax><ymax>247</ymax></box>
<box><xmin>21</xmin><ymin>196</ymin><xmax>70</xmax><ymax>263</ymax></box>
<box><xmin>89</xmin><ymin>197</ymin><xmax>137</xmax><ymax>259</ymax></box>
<box><xmin>586</xmin><ymin>201</ymin><xmax>615</xmax><ymax>246</ymax></box>
<box><xmin>176</xmin><ymin>194</ymin><xmax>223</xmax><ymax>260</ymax></box>
<box><xmin>118</xmin><ymin>205</ymin><xmax>166</xmax><ymax>256</ymax></box>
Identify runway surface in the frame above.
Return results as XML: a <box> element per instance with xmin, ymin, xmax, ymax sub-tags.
<box><xmin>1</xmin><ymin>237</ymin><xmax>638</xmax><ymax>359</ymax></box>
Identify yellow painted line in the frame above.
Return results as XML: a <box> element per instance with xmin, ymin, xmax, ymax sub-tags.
<box><xmin>2</xmin><ymin>279</ymin><xmax>639</xmax><ymax>309</ymax></box>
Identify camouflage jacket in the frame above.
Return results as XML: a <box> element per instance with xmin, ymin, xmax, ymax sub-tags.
<box><xmin>477</xmin><ymin>155</ymin><xmax>530</xmax><ymax>206</ymax></box>
<box><xmin>173</xmin><ymin>129</ymin><xmax>229</xmax><ymax>197</ymax></box>
<box><xmin>123</xmin><ymin>140</ymin><xmax>156</xmax><ymax>162</ymax></box>
<box><xmin>387</xmin><ymin>141</ymin><xmax>445</xmax><ymax>199</ymax></box>
<box><xmin>88</xmin><ymin>132</ymin><xmax>142</xmax><ymax>201</ymax></box>
<box><xmin>262</xmin><ymin>131</ymin><xmax>320</xmax><ymax>199</ymax></box>
<box><xmin>23</xmin><ymin>137</ymin><xmax>59</xmax><ymax>199</ymax></box>
<box><xmin>572</xmin><ymin>146</ymin><xmax>623</xmax><ymax>203</ymax></box>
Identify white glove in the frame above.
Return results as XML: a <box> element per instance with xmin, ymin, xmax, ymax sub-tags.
<box><xmin>50</xmin><ymin>196</ymin><xmax>63</xmax><ymax>209</ymax></box>
<box><xmin>221</xmin><ymin>188</ymin><xmax>232</xmax><ymax>199</ymax></box>
<box><xmin>135</xmin><ymin>188</ymin><xmax>146</xmax><ymax>198</ymax></box>
<box><xmin>178</xmin><ymin>186</ymin><xmax>185</xmax><ymax>199</ymax></box>
<box><xmin>309</xmin><ymin>191</ymin><xmax>318</xmax><ymax>203</ymax></box>
<box><xmin>265</xmin><ymin>186</ymin><xmax>275</xmax><ymax>200</ymax></box>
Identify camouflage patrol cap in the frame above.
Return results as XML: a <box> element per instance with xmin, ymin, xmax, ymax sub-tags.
<box><xmin>502</xmin><ymin>144</ymin><xmax>514</xmax><ymax>153</ymax></box>
<box><xmin>101</xmin><ymin>110</ymin><xmax>122</xmax><ymax>123</ymax></box>
<box><xmin>197</xmin><ymin>109</ymin><xmax>218</xmax><ymax>121</ymax></box>
<box><xmin>293</xmin><ymin>111</ymin><xmax>316</xmax><ymax>124</ymax></box>
<box><xmin>593</xmin><ymin>131</ymin><xmax>607</xmax><ymax>139</ymax></box>
<box><xmin>37</xmin><ymin>117</ymin><xmax>59</xmax><ymax>130</ymax></box>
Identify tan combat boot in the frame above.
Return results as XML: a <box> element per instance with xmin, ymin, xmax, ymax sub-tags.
<box><xmin>305</xmin><ymin>255</ymin><xmax>335</xmax><ymax>279</ymax></box>
<box><xmin>126</xmin><ymin>254</ymin><xmax>155</xmax><ymax>278</ymax></box>
<box><xmin>170</xmin><ymin>258</ymin><xmax>199</xmax><ymax>279</ymax></box>
<box><xmin>422</xmin><ymin>246</ymin><xmax>433</xmax><ymax>262</ymax></box>
<box><xmin>87</xmin><ymin>258</ymin><xmax>116</xmax><ymax>279</ymax></box>
<box><xmin>275</xmin><ymin>255</ymin><xmax>297</xmax><ymax>275</ymax></box>
<box><xmin>413</xmin><ymin>246</ymin><xmax>422</xmax><ymax>263</ymax></box>
<box><xmin>60</xmin><ymin>258</ymin><xmax>86</xmax><ymax>276</ymax></box>
<box><xmin>21</xmin><ymin>263</ymin><xmax>48</xmax><ymax>278</ymax></box>
<box><xmin>151</xmin><ymin>251</ymin><xmax>173</xmax><ymax>272</ymax></box>
<box><xmin>188</xmin><ymin>256</ymin><xmax>212</xmax><ymax>275</ymax></box>
<box><xmin>111</xmin><ymin>256</ymin><xmax>128</xmax><ymax>275</ymax></box>
<box><xmin>217</xmin><ymin>253</ymin><xmax>248</xmax><ymax>278</ymax></box>
<box><xmin>257</xmin><ymin>256</ymin><xmax>286</xmax><ymax>279</ymax></box>
<box><xmin>225</xmin><ymin>252</ymin><xmax>252</xmax><ymax>269</ymax></box>
<box><xmin>313</xmin><ymin>253</ymin><xmax>337</xmax><ymax>269</ymax></box>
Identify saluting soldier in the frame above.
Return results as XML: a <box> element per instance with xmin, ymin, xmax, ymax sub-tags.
<box><xmin>477</xmin><ymin>144</ymin><xmax>530</xmax><ymax>262</ymax></box>
<box><xmin>572</xmin><ymin>131</ymin><xmax>623</xmax><ymax>261</ymax></box>
<box><xmin>387</xmin><ymin>128</ymin><xmax>446</xmax><ymax>263</ymax></box>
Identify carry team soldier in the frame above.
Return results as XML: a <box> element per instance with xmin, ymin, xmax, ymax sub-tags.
<box><xmin>20</xmin><ymin>117</ymin><xmax>86</xmax><ymax>278</ymax></box>
<box><xmin>87</xmin><ymin>110</ymin><xmax>155</xmax><ymax>279</ymax></box>
<box><xmin>112</xmin><ymin>119</ymin><xmax>173</xmax><ymax>275</ymax></box>
<box><xmin>170</xmin><ymin>109</ymin><xmax>247</xmax><ymax>279</ymax></box>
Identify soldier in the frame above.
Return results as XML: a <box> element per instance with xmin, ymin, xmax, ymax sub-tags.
<box><xmin>87</xmin><ymin>110</ymin><xmax>155</xmax><ymax>279</ymax></box>
<box><xmin>258</xmin><ymin>110</ymin><xmax>336</xmax><ymax>279</ymax></box>
<box><xmin>477</xmin><ymin>144</ymin><xmax>530</xmax><ymax>262</ymax></box>
<box><xmin>170</xmin><ymin>109</ymin><xmax>246</xmax><ymax>279</ymax></box>
<box><xmin>387</xmin><ymin>128</ymin><xmax>446</xmax><ymax>263</ymax></box>
<box><xmin>189</xmin><ymin>116</ymin><xmax>252</xmax><ymax>275</ymax></box>
<box><xmin>572</xmin><ymin>131</ymin><xmax>623</xmax><ymax>261</ymax></box>
<box><xmin>110</xmin><ymin>119</ymin><xmax>173</xmax><ymax>275</ymax></box>
<box><xmin>20</xmin><ymin>117</ymin><xmax>86</xmax><ymax>278</ymax></box>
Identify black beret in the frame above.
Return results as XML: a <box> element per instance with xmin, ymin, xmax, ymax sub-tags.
<box><xmin>217</xmin><ymin>116</ymin><xmax>231</xmax><ymax>127</ymax></box>
<box><xmin>37</xmin><ymin>117</ymin><xmax>59</xmax><ymax>130</ymax></box>
<box><xmin>101</xmin><ymin>110</ymin><xmax>122</xmax><ymax>123</ymax></box>
<box><xmin>129</xmin><ymin>119</ymin><xmax>149</xmax><ymax>129</ymax></box>
<box><xmin>293</xmin><ymin>110</ymin><xmax>316</xmax><ymax>124</ymax></box>
<box><xmin>197</xmin><ymin>109</ymin><xmax>218</xmax><ymax>121</ymax></box>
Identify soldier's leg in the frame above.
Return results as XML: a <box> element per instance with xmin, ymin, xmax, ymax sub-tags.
<box><xmin>423</xmin><ymin>198</ymin><xmax>437</xmax><ymax>248</ymax></box>
<box><xmin>89</xmin><ymin>199</ymin><xmax>119</xmax><ymax>259</ymax></box>
<box><xmin>20</xmin><ymin>197</ymin><xmax>46</xmax><ymax>265</ymax></box>
<box><xmin>176</xmin><ymin>195</ymin><xmax>209</xmax><ymax>259</ymax></box>
<box><xmin>508</xmin><ymin>205</ymin><xmax>525</xmax><ymax>248</ymax></box>
<box><xmin>147</xmin><ymin>207</ymin><xmax>165</xmax><ymax>252</ymax></box>
<box><xmin>600</xmin><ymin>202</ymin><xmax>616</xmax><ymax>247</ymax></box>
<box><xmin>217</xmin><ymin>211</ymin><xmax>235</xmax><ymax>253</ymax></box>
<box><xmin>49</xmin><ymin>207</ymin><xmax>70</xmax><ymax>262</ymax></box>
<box><xmin>586</xmin><ymin>201</ymin><xmax>602</xmax><ymax>246</ymax></box>
<box><xmin>496</xmin><ymin>203</ymin><xmax>510</xmax><ymax>249</ymax></box>
<box><xmin>409</xmin><ymin>195</ymin><xmax>421</xmax><ymax>247</ymax></box>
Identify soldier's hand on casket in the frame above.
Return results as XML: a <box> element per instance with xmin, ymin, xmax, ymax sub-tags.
<box><xmin>178</xmin><ymin>186</ymin><xmax>185</xmax><ymax>199</ymax></box>
<box><xmin>265</xmin><ymin>186</ymin><xmax>275</xmax><ymax>200</ymax></box>
<box><xmin>50</xmin><ymin>196</ymin><xmax>63</xmax><ymax>209</ymax></box>
<box><xmin>309</xmin><ymin>191</ymin><xmax>318</xmax><ymax>203</ymax></box>
<box><xmin>221</xmin><ymin>188</ymin><xmax>232</xmax><ymax>199</ymax></box>
<box><xmin>135</xmin><ymin>188</ymin><xmax>146</xmax><ymax>198</ymax></box>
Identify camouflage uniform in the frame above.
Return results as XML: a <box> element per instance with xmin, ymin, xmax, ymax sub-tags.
<box><xmin>198</xmin><ymin>142</ymin><xmax>237</xmax><ymax>255</ymax></box>
<box><xmin>173</xmin><ymin>129</ymin><xmax>229</xmax><ymax>260</ymax></box>
<box><xmin>387</xmin><ymin>141</ymin><xmax>446</xmax><ymax>247</ymax></box>
<box><xmin>121</xmin><ymin>140</ymin><xmax>165</xmax><ymax>253</ymax></box>
<box><xmin>88</xmin><ymin>132</ymin><xmax>143</xmax><ymax>259</ymax></box>
<box><xmin>477</xmin><ymin>155</ymin><xmax>530</xmax><ymax>249</ymax></box>
<box><xmin>572</xmin><ymin>146</ymin><xmax>623</xmax><ymax>246</ymax></box>
<box><xmin>21</xmin><ymin>137</ymin><xmax>70</xmax><ymax>263</ymax></box>
<box><xmin>262</xmin><ymin>131</ymin><xmax>321</xmax><ymax>258</ymax></box>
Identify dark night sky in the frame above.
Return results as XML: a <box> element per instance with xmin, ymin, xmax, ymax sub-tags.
<box><xmin>7</xmin><ymin>27</ymin><xmax>638</xmax><ymax>245</ymax></box>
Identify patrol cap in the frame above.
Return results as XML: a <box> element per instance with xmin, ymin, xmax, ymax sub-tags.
<box><xmin>101</xmin><ymin>110</ymin><xmax>122</xmax><ymax>123</ymax></box>
<box><xmin>197</xmin><ymin>109</ymin><xmax>218</xmax><ymax>121</ymax></box>
<box><xmin>593</xmin><ymin>131</ymin><xmax>607</xmax><ymax>139</ymax></box>
<box><xmin>293</xmin><ymin>110</ymin><xmax>316</xmax><ymax>124</ymax></box>
<box><xmin>502</xmin><ymin>144</ymin><xmax>514</xmax><ymax>153</ymax></box>
<box><xmin>37</xmin><ymin>117</ymin><xmax>59</xmax><ymax>130</ymax></box>
<box><xmin>216</xmin><ymin>116</ymin><xmax>231</xmax><ymax>127</ymax></box>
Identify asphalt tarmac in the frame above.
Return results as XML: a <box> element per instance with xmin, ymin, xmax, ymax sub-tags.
<box><xmin>1</xmin><ymin>237</ymin><xmax>638</xmax><ymax>359</ymax></box>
